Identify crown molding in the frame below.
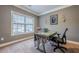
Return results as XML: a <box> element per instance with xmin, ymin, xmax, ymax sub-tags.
<box><xmin>39</xmin><ymin>5</ymin><xmax>72</xmax><ymax>16</ymax></box>
<box><xmin>13</xmin><ymin>5</ymin><xmax>72</xmax><ymax>16</ymax></box>
<box><xmin>13</xmin><ymin>5</ymin><xmax>39</xmax><ymax>16</ymax></box>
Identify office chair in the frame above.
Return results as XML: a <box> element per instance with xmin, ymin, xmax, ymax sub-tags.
<box><xmin>50</xmin><ymin>28</ymin><xmax>68</xmax><ymax>52</ymax></box>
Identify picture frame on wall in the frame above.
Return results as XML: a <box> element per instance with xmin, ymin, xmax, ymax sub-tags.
<box><xmin>50</xmin><ymin>14</ymin><xmax>58</xmax><ymax>25</ymax></box>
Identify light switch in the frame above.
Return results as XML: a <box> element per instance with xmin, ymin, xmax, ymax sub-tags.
<box><xmin>1</xmin><ymin>37</ymin><xmax>4</xmax><ymax>41</ymax></box>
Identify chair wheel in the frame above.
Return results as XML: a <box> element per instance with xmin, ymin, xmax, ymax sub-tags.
<box><xmin>53</xmin><ymin>47</ymin><xmax>57</xmax><ymax>52</ymax></box>
<box><xmin>61</xmin><ymin>47</ymin><xmax>67</xmax><ymax>51</ymax></box>
<box><xmin>53</xmin><ymin>46</ymin><xmax>67</xmax><ymax>53</ymax></box>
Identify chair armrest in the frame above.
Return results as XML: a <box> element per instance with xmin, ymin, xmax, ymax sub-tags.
<box><xmin>57</xmin><ymin>33</ymin><xmax>61</xmax><ymax>38</ymax></box>
<box><xmin>57</xmin><ymin>33</ymin><xmax>61</xmax><ymax>35</ymax></box>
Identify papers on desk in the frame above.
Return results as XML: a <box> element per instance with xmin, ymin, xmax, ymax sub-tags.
<box><xmin>35</xmin><ymin>32</ymin><xmax>57</xmax><ymax>37</ymax></box>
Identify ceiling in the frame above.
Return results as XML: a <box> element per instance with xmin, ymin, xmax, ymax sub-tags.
<box><xmin>24</xmin><ymin>5</ymin><xmax>62</xmax><ymax>14</ymax></box>
<box><xmin>14</xmin><ymin>5</ymin><xmax>72</xmax><ymax>16</ymax></box>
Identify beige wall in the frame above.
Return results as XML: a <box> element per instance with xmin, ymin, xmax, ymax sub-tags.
<box><xmin>0</xmin><ymin>5</ymin><xmax>39</xmax><ymax>44</ymax></box>
<box><xmin>39</xmin><ymin>6</ymin><xmax>79</xmax><ymax>42</ymax></box>
<box><xmin>0</xmin><ymin>5</ymin><xmax>79</xmax><ymax>44</ymax></box>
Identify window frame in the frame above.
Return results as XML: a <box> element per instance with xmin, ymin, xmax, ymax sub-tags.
<box><xmin>11</xmin><ymin>11</ymin><xmax>34</xmax><ymax>36</ymax></box>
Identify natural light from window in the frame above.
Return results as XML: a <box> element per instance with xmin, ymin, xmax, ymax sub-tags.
<box><xmin>11</xmin><ymin>11</ymin><xmax>34</xmax><ymax>35</ymax></box>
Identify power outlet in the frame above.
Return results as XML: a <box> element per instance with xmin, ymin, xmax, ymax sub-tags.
<box><xmin>1</xmin><ymin>37</ymin><xmax>4</xmax><ymax>41</ymax></box>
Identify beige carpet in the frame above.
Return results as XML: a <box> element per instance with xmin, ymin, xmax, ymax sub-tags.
<box><xmin>0</xmin><ymin>39</ymin><xmax>79</xmax><ymax>53</ymax></box>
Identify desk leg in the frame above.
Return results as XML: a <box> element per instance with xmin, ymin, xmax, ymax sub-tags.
<box><xmin>34</xmin><ymin>34</ymin><xmax>36</xmax><ymax>47</ymax></box>
<box><xmin>37</xmin><ymin>38</ymin><xmax>40</xmax><ymax>49</ymax></box>
<box><xmin>42</xmin><ymin>39</ymin><xmax>46</xmax><ymax>53</ymax></box>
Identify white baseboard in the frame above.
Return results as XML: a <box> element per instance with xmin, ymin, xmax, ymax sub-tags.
<box><xmin>67</xmin><ymin>40</ymin><xmax>79</xmax><ymax>45</ymax></box>
<box><xmin>0</xmin><ymin>36</ymin><xmax>34</xmax><ymax>48</ymax></box>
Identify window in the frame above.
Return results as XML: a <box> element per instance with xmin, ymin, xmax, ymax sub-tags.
<box><xmin>12</xmin><ymin>12</ymin><xmax>34</xmax><ymax>35</ymax></box>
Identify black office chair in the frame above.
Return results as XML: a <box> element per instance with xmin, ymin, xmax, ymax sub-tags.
<box><xmin>50</xmin><ymin>28</ymin><xmax>68</xmax><ymax>52</ymax></box>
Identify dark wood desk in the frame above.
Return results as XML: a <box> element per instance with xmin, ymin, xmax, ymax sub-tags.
<box><xmin>34</xmin><ymin>32</ymin><xmax>57</xmax><ymax>53</ymax></box>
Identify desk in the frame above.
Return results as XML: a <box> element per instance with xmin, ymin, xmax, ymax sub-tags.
<box><xmin>34</xmin><ymin>32</ymin><xmax>57</xmax><ymax>53</ymax></box>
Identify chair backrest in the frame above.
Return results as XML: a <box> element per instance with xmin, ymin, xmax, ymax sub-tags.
<box><xmin>61</xmin><ymin>28</ymin><xmax>68</xmax><ymax>44</ymax></box>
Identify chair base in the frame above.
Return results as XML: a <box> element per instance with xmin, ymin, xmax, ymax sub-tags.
<box><xmin>53</xmin><ymin>45</ymin><xmax>67</xmax><ymax>53</ymax></box>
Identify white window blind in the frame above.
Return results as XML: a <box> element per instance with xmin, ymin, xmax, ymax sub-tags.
<box><xmin>11</xmin><ymin>12</ymin><xmax>34</xmax><ymax>35</ymax></box>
